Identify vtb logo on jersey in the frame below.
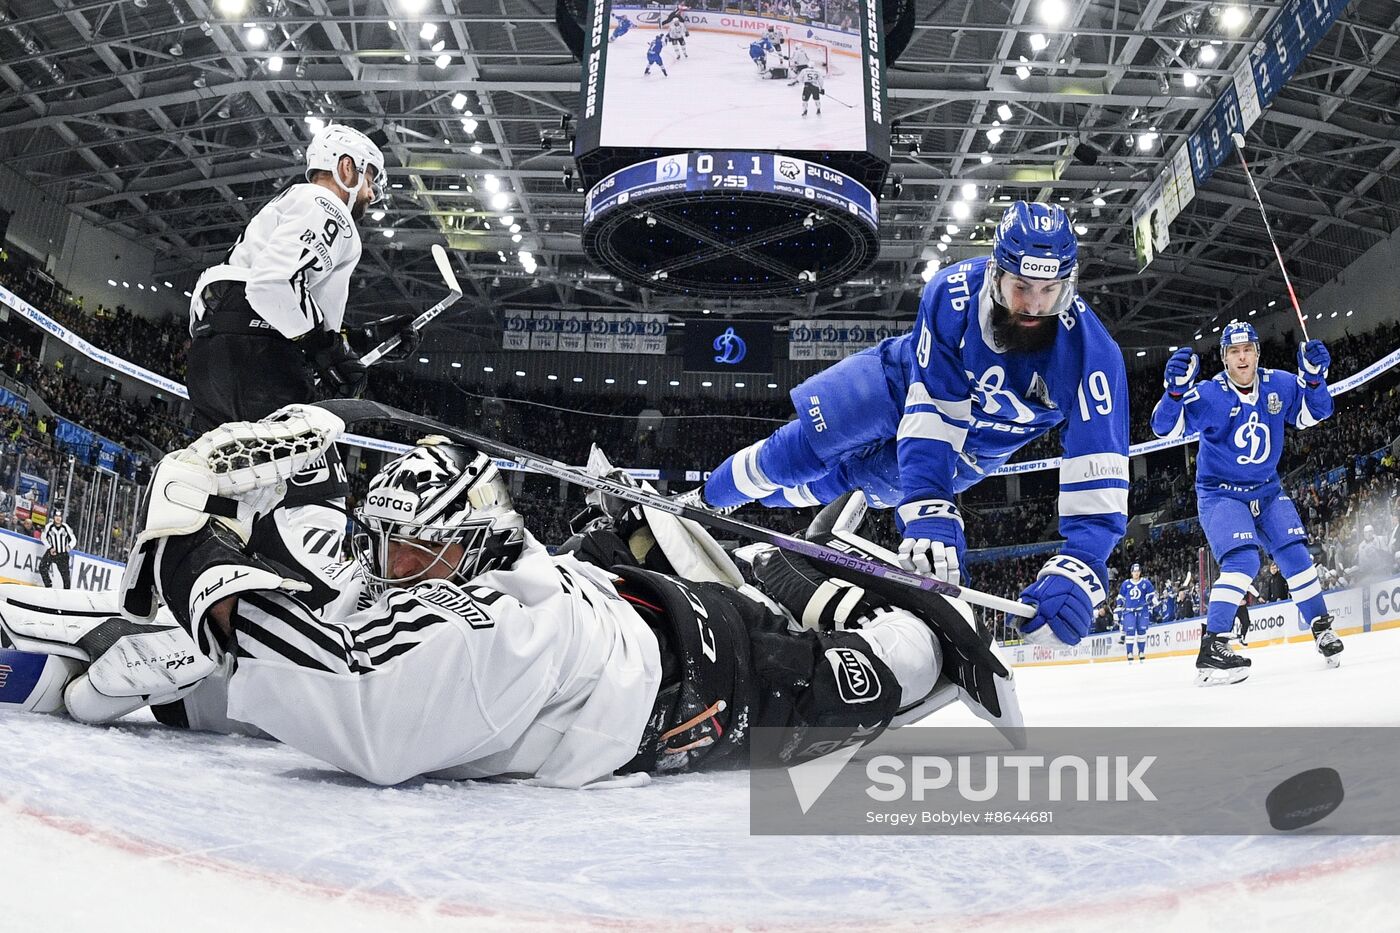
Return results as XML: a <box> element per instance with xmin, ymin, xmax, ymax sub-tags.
<box><xmin>1233</xmin><ymin>411</ymin><xmax>1271</xmax><ymax>465</ymax></box>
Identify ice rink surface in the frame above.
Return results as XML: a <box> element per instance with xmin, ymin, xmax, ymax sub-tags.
<box><xmin>599</xmin><ymin>30</ymin><xmax>868</xmax><ymax>151</ymax></box>
<box><xmin>4</xmin><ymin>627</ymin><xmax>1398</xmax><ymax>932</ymax></box>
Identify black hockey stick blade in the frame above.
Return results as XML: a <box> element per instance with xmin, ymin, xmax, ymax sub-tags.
<box><xmin>317</xmin><ymin>398</ymin><xmax>1020</xmax><ymax>682</ymax></box>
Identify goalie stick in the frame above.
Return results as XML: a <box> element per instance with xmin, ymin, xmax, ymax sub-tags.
<box><xmin>359</xmin><ymin>244</ymin><xmax>464</xmax><ymax>366</ymax></box>
<box><xmin>317</xmin><ymin>398</ymin><xmax>1031</xmax><ymax>725</ymax></box>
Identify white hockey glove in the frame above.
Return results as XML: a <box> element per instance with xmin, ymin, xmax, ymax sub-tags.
<box><xmin>121</xmin><ymin>405</ymin><xmax>341</xmax><ymax>632</ymax></box>
<box><xmin>896</xmin><ymin>499</ymin><xmax>965</xmax><ymax>586</ymax></box>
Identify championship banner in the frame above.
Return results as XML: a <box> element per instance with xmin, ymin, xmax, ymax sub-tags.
<box><xmin>500</xmin><ymin>309</ymin><xmax>668</xmax><ymax>354</ymax></box>
<box><xmin>1134</xmin><ymin>0</ymin><xmax>1353</xmax><ymax>269</ymax></box>
<box><xmin>788</xmin><ymin>318</ymin><xmax>907</xmax><ymax>361</ymax></box>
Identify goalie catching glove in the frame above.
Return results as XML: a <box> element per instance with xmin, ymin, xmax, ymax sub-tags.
<box><xmin>121</xmin><ymin>405</ymin><xmax>344</xmax><ymax>659</ymax></box>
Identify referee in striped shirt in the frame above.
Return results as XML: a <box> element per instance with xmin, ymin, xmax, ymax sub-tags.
<box><xmin>40</xmin><ymin>510</ymin><xmax>74</xmax><ymax>589</ymax></box>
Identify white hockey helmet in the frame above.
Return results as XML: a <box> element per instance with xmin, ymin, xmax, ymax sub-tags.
<box><xmin>304</xmin><ymin>123</ymin><xmax>387</xmax><ymax>204</ymax></box>
<box><xmin>354</xmin><ymin>437</ymin><xmax>526</xmax><ymax>594</ymax></box>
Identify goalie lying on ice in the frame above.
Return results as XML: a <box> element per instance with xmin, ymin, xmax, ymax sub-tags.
<box><xmin>0</xmin><ymin>406</ymin><xmax>1021</xmax><ymax>788</ymax></box>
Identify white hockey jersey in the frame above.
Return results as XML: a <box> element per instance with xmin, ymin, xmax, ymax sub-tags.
<box><xmin>222</xmin><ymin>533</ymin><xmax>664</xmax><ymax>788</ymax></box>
<box><xmin>189</xmin><ymin>183</ymin><xmax>362</xmax><ymax>340</ymax></box>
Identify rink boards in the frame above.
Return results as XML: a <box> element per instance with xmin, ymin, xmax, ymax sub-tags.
<box><xmin>0</xmin><ymin>527</ymin><xmax>124</xmax><ymax>592</ymax></box>
<box><xmin>1004</xmin><ymin>576</ymin><xmax>1400</xmax><ymax>667</ymax></box>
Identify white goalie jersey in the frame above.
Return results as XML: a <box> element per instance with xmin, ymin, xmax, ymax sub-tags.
<box><xmin>189</xmin><ymin>183</ymin><xmax>362</xmax><ymax>340</ymax></box>
<box><xmin>219</xmin><ymin>533</ymin><xmax>663</xmax><ymax>788</ymax></box>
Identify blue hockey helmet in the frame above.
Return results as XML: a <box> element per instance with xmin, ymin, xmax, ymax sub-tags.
<box><xmin>1131</xmin><ymin>562</ymin><xmax>1142</xmax><ymax>575</ymax></box>
<box><xmin>990</xmin><ymin>201</ymin><xmax>1079</xmax><ymax>317</ymax></box>
<box><xmin>1219</xmin><ymin>320</ymin><xmax>1259</xmax><ymax>356</ymax></box>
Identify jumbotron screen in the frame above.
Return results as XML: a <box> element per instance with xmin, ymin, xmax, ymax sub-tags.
<box><xmin>578</xmin><ymin>1</ymin><xmax>885</xmax><ymax>156</ymax></box>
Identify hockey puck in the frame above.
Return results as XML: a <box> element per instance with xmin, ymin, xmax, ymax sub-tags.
<box><xmin>1265</xmin><ymin>767</ymin><xmax>1344</xmax><ymax>831</ymax></box>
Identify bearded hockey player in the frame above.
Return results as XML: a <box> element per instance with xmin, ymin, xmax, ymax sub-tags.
<box><xmin>0</xmin><ymin>408</ymin><xmax>1019</xmax><ymax>787</ymax></box>
<box><xmin>691</xmin><ymin>201</ymin><xmax>1130</xmax><ymax>650</ymax></box>
<box><xmin>1151</xmin><ymin>322</ymin><xmax>1342</xmax><ymax>684</ymax></box>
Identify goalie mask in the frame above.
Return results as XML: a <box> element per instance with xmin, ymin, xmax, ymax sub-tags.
<box><xmin>354</xmin><ymin>437</ymin><xmax>525</xmax><ymax>594</ymax></box>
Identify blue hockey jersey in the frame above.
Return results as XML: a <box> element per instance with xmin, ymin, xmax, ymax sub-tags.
<box><xmin>877</xmin><ymin>256</ymin><xmax>1130</xmax><ymax>566</ymax></box>
<box><xmin>1116</xmin><ymin>577</ymin><xmax>1157</xmax><ymax>612</ymax></box>
<box><xmin>1150</xmin><ymin>367</ymin><xmax>1332</xmax><ymax>497</ymax></box>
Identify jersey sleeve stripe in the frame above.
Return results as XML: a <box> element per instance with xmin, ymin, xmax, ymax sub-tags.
<box><xmin>1058</xmin><ymin>486</ymin><xmax>1128</xmax><ymax>516</ymax></box>
<box><xmin>235</xmin><ymin>611</ymin><xmax>340</xmax><ymax>674</ymax></box>
<box><xmin>732</xmin><ymin>441</ymin><xmax>781</xmax><ymax>499</ymax></box>
<box><xmin>897</xmin><ymin>411</ymin><xmax>968</xmax><ymax>448</ymax></box>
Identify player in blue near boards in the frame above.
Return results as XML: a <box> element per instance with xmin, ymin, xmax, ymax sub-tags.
<box><xmin>1115</xmin><ymin>563</ymin><xmax>1157</xmax><ymax>663</ymax></box>
<box><xmin>644</xmin><ymin>33</ymin><xmax>668</xmax><ymax>76</ymax></box>
<box><xmin>1151</xmin><ymin>321</ymin><xmax>1344</xmax><ymax>685</ymax></box>
<box><xmin>610</xmin><ymin>14</ymin><xmax>632</xmax><ymax>42</ymax></box>
<box><xmin>686</xmin><ymin>202</ymin><xmax>1131</xmax><ymax>651</ymax></box>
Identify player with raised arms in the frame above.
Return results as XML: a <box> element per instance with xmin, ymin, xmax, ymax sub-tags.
<box><xmin>610</xmin><ymin>13</ymin><xmax>632</xmax><ymax>42</ymax></box>
<box><xmin>688</xmin><ymin>202</ymin><xmax>1131</xmax><ymax>650</ymax></box>
<box><xmin>1115</xmin><ymin>563</ymin><xmax>1156</xmax><ymax>663</ymax></box>
<box><xmin>1151</xmin><ymin>321</ymin><xmax>1342</xmax><ymax>684</ymax></box>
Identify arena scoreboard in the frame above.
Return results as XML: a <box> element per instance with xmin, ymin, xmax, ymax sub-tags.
<box><xmin>570</xmin><ymin>0</ymin><xmax>894</xmax><ymax>297</ymax></box>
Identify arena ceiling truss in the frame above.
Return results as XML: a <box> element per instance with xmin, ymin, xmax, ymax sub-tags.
<box><xmin>2</xmin><ymin>0</ymin><xmax>1399</xmax><ymax>349</ymax></box>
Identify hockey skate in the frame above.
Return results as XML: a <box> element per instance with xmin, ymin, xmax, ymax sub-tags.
<box><xmin>1195</xmin><ymin>631</ymin><xmax>1251</xmax><ymax>686</ymax></box>
<box><xmin>1311</xmin><ymin>614</ymin><xmax>1344</xmax><ymax>668</ymax></box>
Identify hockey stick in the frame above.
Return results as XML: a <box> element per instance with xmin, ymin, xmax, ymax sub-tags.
<box><xmin>316</xmin><ymin>397</ymin><xmax>1034</xmax><ymax>623</ymax></box>
<box><xmin>1230</xmin><ymin>133</ymin><xmax>1309</xmax><ymax>341</ymax></box>
<box><xmin>359</xmin><ymin>244</ymin><xmax>464</xmax><ymax>366</ymax></box>
<box><xmin>821</xmin><ymin>91</ymin><xmax>856</xmax><ymax>109</ymax></box>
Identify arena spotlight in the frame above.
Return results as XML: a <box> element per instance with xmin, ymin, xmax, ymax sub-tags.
<box><xmin>1038</xmin><ymin>0</ymin><xmax>1067</xmax><ymax>25</ymax></box>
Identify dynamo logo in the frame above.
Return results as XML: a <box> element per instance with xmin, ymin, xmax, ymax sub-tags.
<box><xmin>713</xmin><ymin>326</ymin><xmax>747</xmax><ymax>365</ymax></box>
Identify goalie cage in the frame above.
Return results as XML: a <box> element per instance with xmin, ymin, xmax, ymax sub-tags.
<box><xmin>787</xmin><ymin>38</ymin><xmax>843</xmax><ymax>76</ymax></box>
